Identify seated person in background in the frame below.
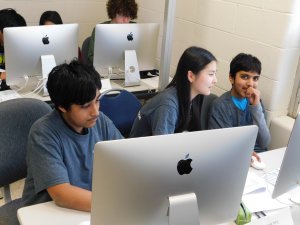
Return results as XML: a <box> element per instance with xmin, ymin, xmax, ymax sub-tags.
<box><xmin>87</xmin><ymin>0</ymin><xmax>138</xmax><ymax>64</ymax></box>
<box><xmin>208</xmin><ymin>53</ymin><xmax>271</xmax><ymax>161</ymax></box>
<box><xmin>39</xmin><ymin>10</ymin><xmax>81</xmax><ymax>60</ymax></box>
<box><xmin>21</xmin><ymin>60</ymin><xmax>123</xmax><ymax>211</ymax></box>
<box><xmin>130</xmin><ymin>46</ymin><xmax>217</xmax><ymax>137</ymax></box>
<box><xmin>39</xmin><ymin>10</ymin><xmax>63</xmax><ymax>25</ymax></box>
<box><xmin>0</xmin><ymin>8</ymin><xmax>26</xmax><ymax>91</ymax></box>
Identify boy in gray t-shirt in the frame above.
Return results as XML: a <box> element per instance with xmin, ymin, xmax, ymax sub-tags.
<box><xmin>22</xmin><ymin>60</ymin><xmax>122</xmax><ymax>212</ymax></box>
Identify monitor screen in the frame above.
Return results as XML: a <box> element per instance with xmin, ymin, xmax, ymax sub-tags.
<box><xmin>4</xmin><ymin>24</ymin><xmax>78</xmax><ymax>88</ymax></box>
<box><xmin>91</xmin><ymin>126</ymin><xmax>258</xmax><ymax>225</ymax></box>
<box><xmin>272</xmin><ymin>112</ymin><xmax>300</xmax><ymax>203</ymax></box>
<box><xmin>93</xmin><ymin>23</ymin><xmax>159</xmax><ymax>76</ymax></box>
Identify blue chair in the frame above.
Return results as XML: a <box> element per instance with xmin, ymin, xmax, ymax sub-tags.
<box><xmin>100</xmin><ymin>89</ymin><xmax>142</xmax><ymax>137</ymax></box>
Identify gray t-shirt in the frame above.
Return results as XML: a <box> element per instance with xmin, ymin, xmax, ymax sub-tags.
<box><xmin>130</xmin><ymin>86</ymin><xmax>179</xmax><ymax>137</ymax></box>
<box><xmin>22</xmin><ymin>109</ymin><xmax>123</xmax><ymax>206</ymax></box>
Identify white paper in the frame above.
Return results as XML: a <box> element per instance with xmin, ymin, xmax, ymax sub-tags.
<box><xmin>243</xmin><ymin>171</ymin><xmax>267</xmax><ymax>195</ymax></box>
<box><xmin>242</xmin><ymin>188</ymin><xmax>288</xmax><ymax>212</ymax></box>
<box><xmin>246</xmin><ymin>207</ymin><xmax>294</xmax><ymax>225</ymax></box>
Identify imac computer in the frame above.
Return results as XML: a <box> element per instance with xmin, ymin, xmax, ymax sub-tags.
<box><xmin>271</xmin><ymin>112</ymin><xmax>300</xmax><ymax>203</ymax></box>
<box><xmin>4</xmin><ymin>24</ymin><xmax>78</xmax><ymax>95</ymax></box>
<box><xmin>93</xmin><ymin>23</ymin><xmax>159</xmax><ymax>86</ymax></box>
<box><xmin>91</xmin><ymin>126</ymin><xmax>258</xmax><ymax>225</ymax></box>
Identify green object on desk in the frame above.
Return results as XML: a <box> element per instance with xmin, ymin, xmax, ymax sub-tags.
<box><xmin>235</xmin><ymin>202</ymin><xmax>252</xmax><ymax>225</ymax></box>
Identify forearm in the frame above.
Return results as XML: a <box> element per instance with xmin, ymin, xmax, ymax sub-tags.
<box><xmin>47</xmin><ymin>183</ymin><xmax>92</xmax><ymax>212</ymax></box>
<box><xmin>250</xmin><ymin>103</ymin><xmax>271</xmax><ymax>149</ymax></box>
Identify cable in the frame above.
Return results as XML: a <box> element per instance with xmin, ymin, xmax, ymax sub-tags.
<box><xmin>15</xmin><ymin>75</ymin><xmax>29</xmax><ymax>92</ymax></box>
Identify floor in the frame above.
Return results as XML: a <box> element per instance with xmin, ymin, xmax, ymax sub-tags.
<box><xmin>0</xmin><ymin>179</ymin><xmax>24</xmax><ymax>207</ymax></box>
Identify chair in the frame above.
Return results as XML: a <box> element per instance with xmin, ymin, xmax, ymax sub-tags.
<box><xmin>100</xmin><ymin>89</ymin><xmax>142</xmax><ymax>137</ymax></box>
<box><xmin>200</xmin><ymin>93</ymin><xmax>218</xmax><ymax>130</ymax></box>
<box><xmin>81</xmin><ymin>36</ymin><xmax>92</xmax><ymax>65</ymax></box>
<box><xmin>0</xmin><ymin>98</ymin><xmax>52</xmax><ymax>225</ymax></box>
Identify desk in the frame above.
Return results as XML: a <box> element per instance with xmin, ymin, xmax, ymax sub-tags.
<box><xmin>19</xmin><ymin>76</ymin><xmax>161</xmax><ymax>102</ymax></box>
<box><xmin>18</xmin><ymin>148</ymin><xmax>300</xmax><ymax>225</ymax></box>
<box><xmin>18</xmin><ymin>201</ymin><xmax>89</xmax><ymax>225</ymax></box>
<box><xmin>250</xmin><ymin>148</ymin><xmax>300</xmax><ymax>224</ymax></box>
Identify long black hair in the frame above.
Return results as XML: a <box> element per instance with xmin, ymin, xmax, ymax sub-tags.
<box><xmin>167</xmin><ymin>46</ymin><xmax>216</xmax><ymax>132</ymax></box>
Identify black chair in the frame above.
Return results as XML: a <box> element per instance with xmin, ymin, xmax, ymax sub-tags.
<box><xmin>200</xmin><ymin>93</ymin><xmax>218</xmax><ymax>130</ymax></box>
<box><xmin>100</xmin><ymin>89</ymin><xmax>142</xmax><ymax>137</ymax></box>
<box><xmin>0</xmin><ymin>98</ymin><xmax>52</xmax><ymax>225</ymax></box>
<box><xmin>81</xmin><ymin>36</ymin><xmax>92</xmax><ymax>65</ymax></box>
<box><xmin>0</xmin><ymin>199</ymin><xmax>22</xmax><ymax>225</ymax></box>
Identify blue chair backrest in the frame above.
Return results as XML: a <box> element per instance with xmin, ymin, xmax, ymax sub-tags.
<box><xmin>100</xmin><ymin>90</ymin><xmax>142</xmax><ymax>136</ymax></box>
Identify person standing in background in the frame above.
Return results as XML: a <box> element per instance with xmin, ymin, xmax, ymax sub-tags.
<box><xmin>22</xmin><ymin>60</ymin><xmax>123</xmax><ymax>212</ymax></box>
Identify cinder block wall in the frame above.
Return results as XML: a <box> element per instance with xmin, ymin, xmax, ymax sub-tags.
<box><xmin>0</xmin><ymin>0</ymin><xmax>107</xmax><ymax>47</ymax></box>
<box><xmin>170</xmin><ymin>0</ymin><xmax>300</xmax><ymax>125</ymax></box>
<box><xmin>1</xmin><ymin>0</ymin><xmax>300</xmax><ymax>125</ymax></box>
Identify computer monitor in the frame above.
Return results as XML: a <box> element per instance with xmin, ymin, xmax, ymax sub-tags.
<box><xmin>4</xmin><ymin>24</ymin><xmax>78</xmax><ymax>93</ymax></box>
<box><xmin>93</xmin><ymin>23</ymin><xmax>159</xmax><ymax>86</ymax></box>
<box><xmin>91</xmin><ymin>126</ymin><xmax>258</xmax><ymax>225</ymax></box>
<box><xmin>272</xmin><ymin>112</ymin><xmax>300</xmax><ymax>203</ymax></box>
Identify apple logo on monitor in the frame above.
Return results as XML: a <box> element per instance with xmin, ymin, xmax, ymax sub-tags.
<box><xmin>177</xmin><ymin>154</ymin><xmax>193</xmax><ymax>175</ymax></box>
<box><xmin>42</xmin><ymin>35</ymin><xmax>50</xmax><ymax>45</ymax></box>
<box><xmin>127</xmin><ymin>32</ymin><xmax>133</xmax><ymax>41</ymax></box>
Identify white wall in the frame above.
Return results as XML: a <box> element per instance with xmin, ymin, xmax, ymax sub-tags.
<box><xmin>1</xmin><ymin>0</ymin><xmax>300</xmax><ymax>125</ymax></box>
<box><xmin>0</xmin><ymin>0</ymin><xmax>108</xmax><ymax>47</ymax></box>
<box><xmin>171</xmin><ymin>0</ymin><xmax>300</xmax><ymax>125</ymax></box>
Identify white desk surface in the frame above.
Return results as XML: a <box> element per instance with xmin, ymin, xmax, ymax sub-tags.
<box><xmin>18</xmin><ymin>201</ymin><xmax>89</xmax><ymax>225</ymax></box>
<box><xmin>18</xmin><ymin>76</ymin><xmax>160</xmax><ymax>102</ymax></box>
<box><xmin>17</xmin><ymin>148</ymin><xmax>300</xmax><ymax>225</ymax></box>
<box><xmin>251</xmin><ymin>148</ymin><xmax>300</xmax><ymax>224</ymax></box>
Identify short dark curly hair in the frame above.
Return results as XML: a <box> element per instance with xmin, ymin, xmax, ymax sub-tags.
<box><xmin>229</xmin><ymin>53</ymin><xmax>261</xmax><ymax>79</ymax></box>
<box><xmin>106</xmin><ymin>0</ymin><xmax>138</xmax><ymax>20</ymax></box>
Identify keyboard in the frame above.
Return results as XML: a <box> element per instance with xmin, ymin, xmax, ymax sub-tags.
<box><xmin>0</xmin><ymin>90</ymin><xmax>21</xmax><ymax>102</ymax></box>
<box><xmin>262</xmin><ymin>168</ymin><xmax>280</xmax><ymax>185</ymax></box>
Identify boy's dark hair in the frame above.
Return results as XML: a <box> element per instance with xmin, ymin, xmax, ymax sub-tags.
<box><xmin>229</xmin><ymin>53</ymin><xmax>261</xmax><ymax>79</ymax></box>
<box><xmin>39</xmin><ymin>10</ymin><xmax>63</xmax><ymax>25</ymax></box>
<box><xmin>0</xmin><ymin>8</ymin><xmax>27</xmax><ymax>32</ymax></box>
<box><xmin>106</xmin><ymin>0</ymin><xmax>138</xmax><ymax>20</ymax></box>
<box><xmin>47</xmin><ymin>60</ymin><xmax>102</xmax><ymax>110</ymax></box>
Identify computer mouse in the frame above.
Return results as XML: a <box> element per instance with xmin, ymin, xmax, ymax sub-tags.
<box><xmin>78</xmin><ymin>220</ymin><xmax>90</xmax><ymax>225</ymax></box>
<box><xmin>251</xmin><ymin>156</ymin><xmax>266</xmax><ymax>170</ymax></box>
